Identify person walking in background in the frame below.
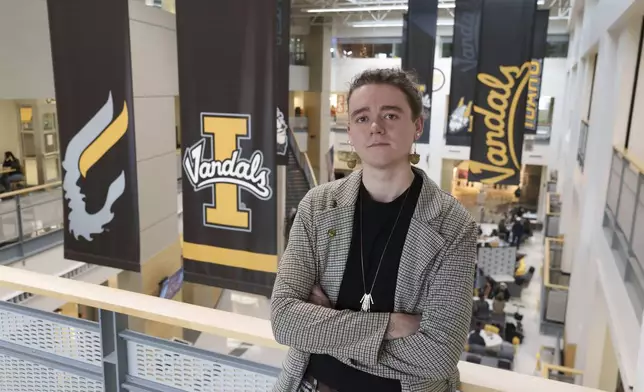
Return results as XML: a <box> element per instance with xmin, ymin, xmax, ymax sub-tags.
<box><xmin>511</xmin><ymin>217</ymin><xmax>524</xmax><ymax>249</ymax></box>
<box><xmin>0</xmin><ymin>151</ymin><xmax>25</xmax><ymax>192</ymax></box>
<box><xmin>271</xmin><ymin>68</ymin><xmax>478</xmax><ymax>392</ymax></box>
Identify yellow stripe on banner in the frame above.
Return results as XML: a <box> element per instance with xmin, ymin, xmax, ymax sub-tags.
<box><xmin>182</xmin><ymin>241</ymin><xmax>278</xmax><ymax>273</ymax></box>
<box><xmin>79</xmin><ymin>102</ymin><xmax>129</xmax><ymax>178</ymax></box>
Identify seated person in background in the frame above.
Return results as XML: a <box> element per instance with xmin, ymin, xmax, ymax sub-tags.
<box><xmin>522</xmin><ymin>218</ymin><xmax>533</xmax><ymax>237</ymax></box>
<box><xmin>0</xmin><ymin>151</ymin><xmax>25</xmax><ymax>192</ymax></box>
<box><xmin>515</xmin><ymin>266</ymin><xmax>536</xmax><ymax>286</ymax></box>
<box><xmin>472</xmin><ymin>294</ymin><xmax>490</xmax><ymax>316</ymax></box>
<box><xmin>497</xmin><ymin>218</ymin><xmax>508</xmax><ymax>241</ymax></box>
<box><xmin>468</xmin><ymin>322</ymin><xmax>487</xmax><ymax>347</ymax></box>
<box><xmin>492</xmin><ymin>293</ymin><xmax>506</xmax><ymax>315</ymax></box>
<box><xmin>492</xmin><ymin>282</ymin><xmax>511</xmax><ymax>301</ymax></box>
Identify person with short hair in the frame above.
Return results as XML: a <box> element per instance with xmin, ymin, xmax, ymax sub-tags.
<box><xmin>1</xmin><ymin>151</ymin><xmax>25</xmax><ymax>192</ymax></box>
<box><xmin>271</xmin><ymin>68</ymin><xmax>477</xmax><ymax>392</ymax></box>
<box><xmin>467</xmin><ymin>322</ymin><xmax>487</xmax><ymax>347</ymax></box>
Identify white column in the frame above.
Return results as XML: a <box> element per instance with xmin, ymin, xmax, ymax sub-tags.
<box><xmin>635</xmin><ymin>317</ymin><xmax>644</xmax><ymax>391</ymax></box>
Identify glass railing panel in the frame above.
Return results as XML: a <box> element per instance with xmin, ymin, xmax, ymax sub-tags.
<box><xmin>19</xmin><ymin>187</ymin><xmax>64</xmax><ymax>238</ymax></box>
<box><xmin>0</xmin><ymin>203</ymin><xmax>19</xmax><ymax>244</ymax></box>
<box><xmin>0</xmin><ymin>266</ymin><xmax>604</xmax><ymax>392</ymax></box>
<box><xmin>603</xmin><ymin>148</ymin><xmax>644</xmax><ymax>323</ymax></box>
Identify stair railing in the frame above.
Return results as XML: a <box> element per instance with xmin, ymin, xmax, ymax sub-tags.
<box><xmin>287</xmin><ymin>127</ymin><xmax>317</xmax><ymax>188</ymax></box>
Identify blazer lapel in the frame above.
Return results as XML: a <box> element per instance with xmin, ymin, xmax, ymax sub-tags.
<box><xmin>395</xmin><ymin>218</ymin><xmax>445</xmax><ymax>312</ymax></box>
<box><xmin>313</xmin><ymin>171</ymin><xmax>361</xmax><ymax>304</ymax></box>
<box><xmin>394</xmin><ymin>168</ymin><xmax>447</xmax><ymax>313</ymax></box>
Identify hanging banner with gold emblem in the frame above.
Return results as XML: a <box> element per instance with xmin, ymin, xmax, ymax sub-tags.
<box><xmin>445</xmin><ymin>0</ymin><xmax>483</xmax><ymax>146</ymax></box>
<box><xmin>176</xmin><ymin>0</ymin><xmax>277</xmax><ymax>296</ymax></box>
<box><xmin>524</xmin><ymin>10</ymin><xmax>550</xmax><ymax>134</ymax></box>
<box><xmin>275</xmin><ymin>0</ymin><xmax>290</xmax><ymax>165</ymax></box>
<box><xmin>468</xmin><ymin>0</ymin><xmax>536</xmax><ymax>185</ymax></box>
<box><xmin>47</xmin><ymin>0</ymin><xmax>141</xmax><ymax>270</ymax></box>
<box><xmin>403</xmin><ymin>0</ymin><xmax>438</xmax><ymax>144</ymax></box>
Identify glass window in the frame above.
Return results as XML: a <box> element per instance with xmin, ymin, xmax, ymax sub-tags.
<box><xmin>43</xmin><ymin>132</ymin><xmax>59</xmax><ymax>154</ymax></box>
<box><xmin>290</xmin><ymin>37</ymin><xmax>307</xmax><ymax>65</ymax></box>
<box><xmin>21</xmin><ymin>132</ymin><xmax>37</xmax><ymax>157</ymax></box>
<box><xmin>546</xmin><ymin>35</ymin><xmax>569</xmax><ymax>58</ymax></box>
<box><xmin>335</xmin><ymin>37</ymin><xmax>400</xmax><ymax>59</ymax></box>
<box><xmin>440</xmin><ymin>36</ymin><xmax>453</xmax><ymax>58</ymax></box>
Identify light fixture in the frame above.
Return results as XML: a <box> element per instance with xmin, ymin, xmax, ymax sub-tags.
<box><xmin>309</xmin><ymin>0</ymin><xmax>544</xmax><ymax>13</ymax></box>
<box><xmin>351</xmin><ymin>21</ymin><xmax>404</xmax><ymax>28</ymax></box>
<box><xmin>306</xmin><ymin>5</ymin><xmax>407</xmax><ymax>13</ymax></box>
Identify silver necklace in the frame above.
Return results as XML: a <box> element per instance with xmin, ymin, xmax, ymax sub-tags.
<box><xmin>359</xmin><ymin>186</ymin><xmax>411</xmax><ymax>312</ymax></box>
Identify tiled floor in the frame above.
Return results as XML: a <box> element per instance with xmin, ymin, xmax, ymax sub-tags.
<box><xmin>195</xmin><ymin>227</ymin><xmax>555</xmax><ymax>377</ymax></box>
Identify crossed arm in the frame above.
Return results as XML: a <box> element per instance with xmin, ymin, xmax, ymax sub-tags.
<box><xmin>270</xmin><ymin>192</ymin><xmax>477</xmax><ymax>381</ymax></box>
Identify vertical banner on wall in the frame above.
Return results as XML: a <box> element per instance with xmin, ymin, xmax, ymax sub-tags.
<box><xmin>275</xmin><ymin>0</ymin><xmax>290</xmax><ymax>165</ymax></box>
<box><xmin>524</xmin><ymin>10</ymin><xmax>550</xmax><ymax>134</ymax></box>
<box><xmin>468</xmin><ymin>0</ymin><xmax>536</xmax><ymax>185</ymax></box>
<box><xmin>176</xmin><ymin>0</ymin><xmax>278</xmax><ymax>296</ymax></box>
<box><xmin>445</xmin><ymin>0</ymin><xmax>483</xmax><ymax>147</ymax></box>
<box><xmin>47</xmin><ymin>0</ymin><xmax>141</xmax><ymax>271</ymax></box>
<box><xmin>404</xmin><ymin>0</ymin><xmax>438</xmax><ymax>144</ymax></box>
<box><xmin>401</xmin><ymin>13</ymin><xmax>409</xmax><ymax>70</ymax></box>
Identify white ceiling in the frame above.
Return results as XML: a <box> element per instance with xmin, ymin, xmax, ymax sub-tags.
<box><xmin>291</xmin><ymin>0</ymin><xmax>572</xmax><ymax>26</ymax></box>
<box><xmin>145</xmin><ymin>0</ymin><xmax>572</xmax><ymax>28</ymax></box>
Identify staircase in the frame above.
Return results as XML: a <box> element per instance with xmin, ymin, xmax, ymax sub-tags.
<box><xmin>285</xmin><ymin>147</ymin><xmax>311</xmax><ymax>214</ymax></box>
<box><xmin>283</xmin><ymin>128</ymin><xmax>317</xmax><ymax>244</ymax></box>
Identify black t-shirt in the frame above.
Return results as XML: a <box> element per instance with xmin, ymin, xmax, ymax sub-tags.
<box><xmin>306</xmin><ymin>172</ymin><xmax>423</xmax><ymax>392</ymax></box>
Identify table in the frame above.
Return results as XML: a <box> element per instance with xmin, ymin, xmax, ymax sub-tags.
<box><xmin>479</xmin><ymin>330</ymin><xmax>503</xmax><ymax>348</ymax></box>
<box><xmin>0</xmin><ymin>168</ymin><xmax>14</xmax><ymax>175</ymax></box>
<box><xmin>490</xmin><ymin>274</ymin><xmax>515</xmax><ymax>283</ymax></box>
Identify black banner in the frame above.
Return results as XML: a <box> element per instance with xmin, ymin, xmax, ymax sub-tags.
<box><xmin>468</xmin><ymin>0</ymin><xmax>536</xmax><ymax>185</ymax></box>
<box><xmin>404</xmin><ymin>0</ymin><xmax>438</xmax><ymax>144</ymax></box>
<box><xmin>445</xmin><ymin>0</ymin><xmax>483</xmax><ymax>147</ymax></box>
<box><xmin>275</xmin><ymin>0</ymin><xmax>290</xmax><ymax>165</ymax></box>
<box><xmin>401</xmin><ymin>13</ymin><xmax>409</xmax><ymax>70</ymax></box>
<box><xmin>176</xmin><ymin>0</ymin><xmax>278</xmax><ymax>296</ymax></box>
<box><xmin>47</xmin><ymin>0</ymin><xmax>141</xmax><ymax>271</ymax></box>
<box><xmin>525</xmin><ymin>10</ymin><xmax>549</xmax><ymax>134</ymax></box>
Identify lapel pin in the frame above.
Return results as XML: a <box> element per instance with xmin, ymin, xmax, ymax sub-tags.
<box><xmin>328</xmin><ymin>229</ymin><xmax>336</xmax><ymax>237</ymax></box>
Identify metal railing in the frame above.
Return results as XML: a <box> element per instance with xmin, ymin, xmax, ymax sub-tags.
<box><xmin>542</xmin><ymin>363</ymin><xmax>584</xmax><ymax>385</ymax></box>
<box><xmin>0</xmin><ymin>266</ymin><xmax>603</xmax><ymax>392</ymax></box>
<box><xmin>545</xmin><ymin>192</ymin><xmax>561</xmax><ymax>239</ymax></box>
<box><xmin>287</xmin><ymin>126</ymin><xmax>317</xmax><ymax>188</ymax></box>
<box><xmin>577</xmin><ymin>120</ymin><xmax>589</xmax><ymax>170</ymax></box>
<box><xmin>0</xmin><ymin>182</ymin><xmax>64</xmax><ymax>265</ymax></box>
<box><xmin>541</xmin><ymin>238</ymin><xmax>569</xmax><ymax>336</ymax></box>
<box><xmin>602</xmin><ymin>147</ymin><xmax>644</xmax><ymax>323</ymax></box>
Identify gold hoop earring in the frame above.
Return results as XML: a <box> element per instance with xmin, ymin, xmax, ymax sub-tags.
<box><xmin>347</xmin><ymin>145</ymin><xmax>358</xmax><ymax>169</ymax></box>
<box><xmin>409</xmin><ymin>142</ymin><xmax>420</xmax><ymax>165</ymax></box>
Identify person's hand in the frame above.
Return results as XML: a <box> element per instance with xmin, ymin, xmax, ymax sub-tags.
<box><xmin>308</xmin><ymin>285</ymin><xmax>332</xmax><ymax>308</ymax></box>
<box><xmin>385</xmin><ymin>313</ymin><xmax>421</xmax><ymax>340</ymax></box>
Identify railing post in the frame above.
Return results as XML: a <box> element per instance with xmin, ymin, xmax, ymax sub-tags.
<box><xmin>15</xmin><ymin>194</ymin><xmax>25</xmax><ymax>264</ymax></box>
<box><xmin>628</xmin><ymin>171</ymin><xmax>642</xmax><ymax>249</ymax></box>
<box><xmin>613</xmin><ymin>154</ymin><xmax>627</xmax><ymax>237</ymax></box>
<box><xmin>100</xmin><ymin>310</ymin><xmax>129</xmax><ymax>392</ymax></box>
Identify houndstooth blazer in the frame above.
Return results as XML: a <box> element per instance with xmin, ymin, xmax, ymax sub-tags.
<box><xmin>271</xmin><ymin>168</ymin><xmax>477</xmax><ymax>392</ymax></box>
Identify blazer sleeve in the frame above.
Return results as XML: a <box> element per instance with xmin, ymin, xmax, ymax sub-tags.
<box><xmin>270</xmin><ymin>189</ymin><xmax>390</xmax><ymax>366</ymax></box>
<box><xmin>346</xmin><ymin>220</ymin><xmax>477</xmax><ymax>384</ymax></box>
